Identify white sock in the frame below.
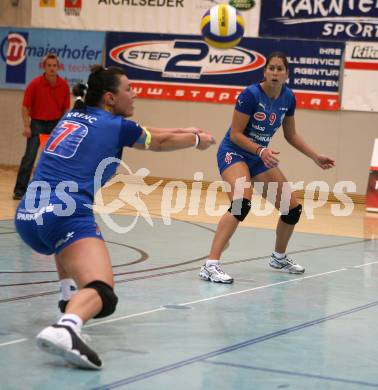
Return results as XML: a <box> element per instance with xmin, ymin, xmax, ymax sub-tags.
<box><xmin>57</xmin><ymin>313</ymin><xmax>83</xmax><ymax>333</ymax></box>
<box><xmin>206</xmin><ymin>259</ymin><xmax>220</xmax><ymax>267</ymax></box>
<box><xmin>273</xmin><ymin>251</ymin><xmax>286</xmax><ymax>259</ymax></box>
<box><xmin>59</xmin><ymin>278</ymin><xmax>77</xmax><ymax>301</ymax></box>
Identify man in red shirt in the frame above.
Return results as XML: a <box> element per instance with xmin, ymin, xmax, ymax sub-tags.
<box><xmin>13</xmin><ymin>53</ymin><xmax>70</xmax><ymax>200</ymax></box>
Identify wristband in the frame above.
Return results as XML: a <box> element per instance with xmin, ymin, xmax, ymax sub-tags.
<box><xmin>258</xmin><ymin>147</ymin><xmax>266</xmax><ymax>158</ymax></box>
<box><xmin>194</xmin><ymin>133</ymin><xmax>200</xmax><ymax>148</ymax></box>
<box><xmin>255</xmin><ymin>146</ymin><xmax>262</xmax><ymax>156</ymax></box>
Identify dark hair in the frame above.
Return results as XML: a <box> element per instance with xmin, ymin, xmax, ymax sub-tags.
<box><xmin>72</xmin><ymin>65</ymin><xmax>126</xmax><ymax>109</ymax></box>
<box><xmin>264</xmin><ymin>52</ymin><xmax>289</xmax><ymax>72</ymax></box>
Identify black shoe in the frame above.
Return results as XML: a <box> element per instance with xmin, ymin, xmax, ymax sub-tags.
<box><xmin>12</xmin><ymin>192</ymin><xmax>23</xmax><ymax>200</ymax></box>
<box><xmin>58</xmin><ymin>299</ymin><xmax>69</xmax><ymax>313</ymax></box>
<box><xmin>36</xmin><ymin>324</ymin><xmax>102</xmax><ymax>370</ymax></box>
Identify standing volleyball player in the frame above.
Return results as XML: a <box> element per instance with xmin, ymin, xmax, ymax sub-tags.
<box><xmin>199</xmin><ymin>52</ymin><xmax>335</xmax><ymax>284</ymax></box>
<box><xmin>15</xmin><ymin>65</ymin><xmax>215</xmax><ymax>369</ymax></box>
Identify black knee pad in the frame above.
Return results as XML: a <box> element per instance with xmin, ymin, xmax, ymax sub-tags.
<box><xmin>281</xmin><ymin>204</ymin><xmax>302</xmax><ymax>225</ymax></box>
<box><xmin>228</xmin><ymin>198</ymin><xmax>251</xmax><ymax>222</ymax></box>
<box><xmin>85</xmin><ymin>280</ymin><xmax>118</xmax><ymax>318</ymax></box>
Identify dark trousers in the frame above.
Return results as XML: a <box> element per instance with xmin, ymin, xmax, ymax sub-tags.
<box><xmin>13</xmin><ymin>119</ymin><xmax>59</xmax><ymax>195</ymax></box>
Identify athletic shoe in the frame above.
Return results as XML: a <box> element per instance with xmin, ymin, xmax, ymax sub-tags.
<box><xmin>36</xmin><ymin>324</ymin><xmax>102</xmax><ymax>370</ymax></box>
<box><xmin>269</xmin><ymin>253</ymin><xmax>305</xmax><ymax>274</ymax></box>
<box><xmin>199</xmin><ymin>264</ymin><xmax>234</xmax><ymax>284</ymax></box>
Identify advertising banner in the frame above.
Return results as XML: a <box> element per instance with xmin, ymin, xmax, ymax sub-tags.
<box><xmin>0</xmin><ymin>28</ymin><xmax>104</xmax><ymax>90</ymax></box>
<box><xmin>341</xmin><ymin>41</ymin><xmax>378</xmax><ymax>112</ymax></box>
<box><xmin>259</xmin><ymin>0</ymin><xmax>378</xmax><ymax>42</ymax></box>
<box><xmin>366</xmin><ymin>139</ymin><xmax>378</xmax><ymax>213</ymax></box>
<box><xmin>105</xmin><ymin>32</ymin><xmax>344</xmax><ymax>110</ymax></box>
<box><xmin>31</xmin><ymin>0</ymin><xmax>260</xmax><ymax>37</ymax></box>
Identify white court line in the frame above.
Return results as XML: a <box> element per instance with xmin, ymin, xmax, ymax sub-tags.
<box><xmin>85</xmin><ymin>268</ymin><xmax>347</xmax><ymax>328</ymax></box>
<box><xmin>352</xmin><ymin>261</ymin><xmax>378</xmax><ymax>268</ymax></box>
<box><xmin>0</xmin><ymin>264</ymin><xmax>371</xmax><ymax>347</ymax></box>
<box><xmin>0</xmin><ymin>338</ymin><xmax>28</xmax><ymax>347</ymax></box>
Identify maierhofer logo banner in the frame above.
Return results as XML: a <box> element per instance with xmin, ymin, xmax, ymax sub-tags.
<box><xmin>0</xmin><ymin>27</ymin><xmax>104</xmax><ymax>89</ymax></box>
<box><xmin>105</xmin><ymin>32</ymin><xmax>344</xmax><ymax>110</ymax></box>
<box><xmin>259</xmin><ymin>0</ymin><xmax>378</xmax><ymax>41</ymax></box>
<box><xmin>341</xmin><ymin>41</ymin><xmax>378</xmax><ymax>112</ymax></box>
<box><xmin>31</xmin><ymin>0</ymin><xmax>260</xmax><ymax>36</ymax></box>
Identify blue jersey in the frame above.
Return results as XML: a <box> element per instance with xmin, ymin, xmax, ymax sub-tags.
<box><xmin>221</xmin><ymin>83</ymin><xmax>296</xmax><ymax>153</ymax></box>
<box><xmin>30</xmin><ymin>106</ymin><xmax>143</xmax><ymax>209</ymax></box>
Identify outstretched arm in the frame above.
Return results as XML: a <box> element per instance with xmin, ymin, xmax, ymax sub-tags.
<box><xmin>145</xmin><ymin>126</ymin><xmax>206</xmax><ymax>135</ymax></box>
<box><xmin>282</xmin><ymin>116</ymin><xmax>335</xmax><ymax>169</ymax></box>
<box><xmin>133</xmin><ymin>127</ymin><xmax>215</xmax><ymax>152</ymax></box>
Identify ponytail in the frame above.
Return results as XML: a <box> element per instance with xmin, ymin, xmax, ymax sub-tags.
<box><xmin>72</xmin><ymin>82</ymin><xmax>87</xmax><ymax>109</ymax></box>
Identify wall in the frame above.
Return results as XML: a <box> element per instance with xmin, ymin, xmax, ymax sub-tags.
<box><xmin>0</xmin><ymin>0</ymin><xmax>31</xmax><ymax>27</ymax></box>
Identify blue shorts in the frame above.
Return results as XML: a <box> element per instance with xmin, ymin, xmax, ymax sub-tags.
<box><xmin>15</xmin><ymin>200</ymin><xmax>103</xmax><ymax>255</ymax></box>
<box><xmin>217</xmin><ymin>142</ymin><xmax>269</xmax><ymax>177</ymax></box>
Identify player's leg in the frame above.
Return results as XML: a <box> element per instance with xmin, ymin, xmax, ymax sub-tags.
<box><xmin>200</xmin><ymin>161</ymin><xmax>252</xmax><ymax>284</ymax></box>
<box><xmin>254</xmin><ymin>167</ymin><xmax>304</xmax><ymax>274</ymax></box>
<box><xmin>55</xmin><ymin>259</ymin><xmax>77</xmax><ymax>313</ymax></box>
<box><xmin>36</xmin><ymin>238</ymin><xmax>116</xmax><ymax>370</ymax></box>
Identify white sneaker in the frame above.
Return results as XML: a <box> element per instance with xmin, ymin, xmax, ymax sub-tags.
<box><xmin>36</xmin><ymin>324</ymin><xmax>102</xmax><ymax>370</ymax></box>
<box><xmin>269</xmin><ymin>253</ymin><xmax>305</xmax><ymax>274</ymax></box>
<box><xmin>199</xmin><ymin>264</ymin><xmax>234</xmax><ymax>284</ymax></box>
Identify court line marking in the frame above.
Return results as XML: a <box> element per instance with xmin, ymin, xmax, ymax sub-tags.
<box><xmin>1</xmin><ymin>263</ymin><xmax>376</xmax><ymax>348</ymax></box>
<box><xmin>0</xmin><ymin>267</ymin><xmax>347</xmax><ymax>346</ymax></box>
<box><xmin>352</xmin><ymin>261</ymin><xmax>378</xmax><ymax>268</ymax></box>
<box><xmin>203</xmin><ymin>361</ymin><xmax>378</xmax><ymax>388</ymax></box>
<box><xmin>0</xmin><ymin>338</ymin><xmax>28</xmax><ymax>347</ymax></box>
<box><xmin>85</xmin><ymin>268</ymin><xmax>346</xmax><ymax>328</ymax></box>
<box><xmin>91</xmin><ymin>300</ymin><xmax>378</xmax><ymax>389</ymax></box>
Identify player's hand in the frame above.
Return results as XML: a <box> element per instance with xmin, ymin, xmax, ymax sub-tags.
<box><xmin>22</xmin><ymin>126</ymin><xmax>31</xmax><ymax>138</ymax></box>
<box><xmin>260</xmin><ymin>148</ymin><xmax>280</xmax><ymax>168</ymax></box>
<box><xmin>314</xmin><ymin>155</ymin><xmax>335</xmax><ymax>169</ymax></box>
<box><xmin>197</xmin><ymin>133</ymin><xmax>216</xmax><ymax>150</ymax></box>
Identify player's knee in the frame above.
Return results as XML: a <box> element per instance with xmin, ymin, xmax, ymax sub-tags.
<box><xmin>280</xmin><ymin>204</ymin><xmax>302</xmax><ymax>225</ymax></box>
<box><xmin>228</xmin><ymin>198</ymin><xmax>251</xmax><ymax>222</ymax></box>
<box><xmin>85</xmin><ymin>280</ymin><xmax>118</xmax><ymax>318</ymax></box>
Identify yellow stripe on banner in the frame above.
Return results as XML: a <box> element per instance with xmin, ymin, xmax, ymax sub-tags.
<box><xmin>218</xmin><ymin>4</ymin><xmax>229</xmax><ymax>37</ymax></box>
<box><xmin>200</xmin><ymin>15</ymin><xmax>211</xmax><ymax>30</ymax></box>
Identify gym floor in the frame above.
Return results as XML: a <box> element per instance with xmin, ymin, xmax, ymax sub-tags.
<box><xmin>0</xmin><ymin>170</ymin><xmax>377</xmax><ymax>389</ymax></box>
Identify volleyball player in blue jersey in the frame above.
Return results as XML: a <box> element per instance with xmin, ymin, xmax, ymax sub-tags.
<box><xmin>15</xmin><ymin>65</ymin><xmax>215</xmax><ymax>369</ymax></box>
<box><xmin>199</xmin><ymin>52</ymin><xmax>335</xmax><ymax>284</ymax></box>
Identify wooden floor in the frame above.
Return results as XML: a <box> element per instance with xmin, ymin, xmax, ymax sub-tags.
<box><xmin>1</xmin><ymin>167</ymin><xmax>377</xmax><ymax>240</ymax></box>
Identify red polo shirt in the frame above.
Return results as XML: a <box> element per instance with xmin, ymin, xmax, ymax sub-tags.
<box><xmin>22</xmin><ymin>74</ymin><xmax>70</xmax><ymax>121</ymax></box>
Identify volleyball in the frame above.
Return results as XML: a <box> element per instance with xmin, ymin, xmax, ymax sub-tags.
<box><xmin>200</xmin><ymin>4</ymin><xmax>245</xmax><ymax>49</ymax></box>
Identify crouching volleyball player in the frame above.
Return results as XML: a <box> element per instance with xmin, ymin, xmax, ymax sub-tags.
<box><xmin>15</xmin><ymin>65</ymin><xmax>215</xmax><ymax>369</ymax></box>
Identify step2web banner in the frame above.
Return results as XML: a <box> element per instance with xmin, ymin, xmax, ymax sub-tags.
<box><xmin>105</xmin><ymin>32</ymin><xmax>344</xmax><ymax>110</ymax></box>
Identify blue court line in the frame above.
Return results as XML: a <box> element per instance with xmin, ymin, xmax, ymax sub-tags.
<box><xmin>91</xmin><ymin>300</ymin><xmax>378</xmax><ymax>390</ymax></box>
<box><xmin>203</xmin><ymin>361</ymin><xmax>378</xmax><ymax>388</ymax></box>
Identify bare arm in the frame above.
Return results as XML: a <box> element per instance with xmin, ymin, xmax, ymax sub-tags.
<box><xmin>133</xmin><ymin>127</ymin><xmax>215</xmax><ymax>151</ymax></box>
<box><xmin>145</xmin><ymin>126</ymin><xmax>204</xmax><ymax>135</ymax></box>
<box><xmin>21</xmin><ymin>106</ymin><xmax>31</xmax><ymax>138</ymax></box>
<box><xmin>283</xmin><ymin>116</ymin><xmax>335</xmax><ymax>169</ymax></box>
